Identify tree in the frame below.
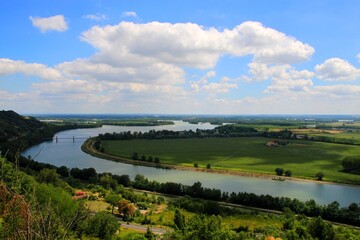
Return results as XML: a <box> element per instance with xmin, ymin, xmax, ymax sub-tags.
<box><xmin>82</xmin><ymin>211</ymin><xmax>119</xmax><ymax>240</ymax></box>
<box><xmin>118</xmin><ymin>199</ymin><xmax>136</xmax><ymax>220</ymax></box>
<box><xmin>275</xmin><ymin>167</ymin><xmax>284</xmax><ymax>176</ymax></box>
<box><xmin>174</xmin><ymin>209</ymin><xmax>186</xmax><ymax>231</ymax></box>
<box><xmin>100</xmin><ymin>173</ymin><xmax>114</xmax><ymax>189</ymax></box>
<box><xmin>315</xmin><ymin>172</ymin><xmax>325</xmax><ymax>181</ymax></box>
<box><xmin>170</xmin><ymin>214</ymin><xmax>236</xmax><ymax>240</ymax></box>
<box><xmin>56</xmin><ymin>165</ymin><xmax>69</xmax><ymax>177</ymax></box>
<box><xmin>131</xmin><ymin>152</ymin><xmax>139</xmax><ymax>160</ymax></box>
<box><xmin>114</xmin><ymin>174</ymin><xmax>131</xmax><ymax>187</ymax></box>
<box><xmin>37</xmin><ymin>168</ymin><xmax>60</xmax><ymax>185</ymax></box>
<box><xmin>285</xmin><ymin>170</ymin><xmax>292</xmax><ymax>177</ymax></box>
<box><xmin>308</xmin><ymin>216</ymin><xmax>335</xmax><ymax>240</ymax></box>
<box><xmin>194</xmin><ymin>163</ymin><xmax>198</xmax><ymax>168</ymax></box>
<box><xmin>104</xmin><ymin>194</ymin><xmax>121</xmax><ymax>214</ymax></box>
<box><xmin>144</xmin><ymin>226</ymin><xmax>155</xmax><ymax>240</ymax></box>
<box><xmin>154</xmin><ymin>157</ymin><xmax>160</xmax><ymax>164</ymax></box>
<box><xmin>148</xmin><ymin>156</ymin><xmax>153</xmax><ymax>162</ymax></box>
<box><xmin>342</xmin><ymin>156</ymin><xmax>360</xmax><ymax>173</ymax></box>
<box><xmin>206</xmin><ymin>163</ymin><xmax>211</xmax><ymax>169</ymax></box>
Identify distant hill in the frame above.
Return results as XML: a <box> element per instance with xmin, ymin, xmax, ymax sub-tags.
<box><xmin>0</xmin><ymin>110</ymin><xmax>45</xmax><ymax>144</ymax></box>
<box><xmin>0</xmin><ymin>110</ymin><xmax>59</xmax><ymax>158</ymax></box>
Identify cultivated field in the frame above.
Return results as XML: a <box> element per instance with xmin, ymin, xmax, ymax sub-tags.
<box><xmin>100</xmin><ymin>137</ymin><xmax>360</xmax><ymax>184</ymax></box>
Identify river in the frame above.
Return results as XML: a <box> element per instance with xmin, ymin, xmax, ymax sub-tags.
<box><xmin>22</xmin><ymin>121</ymin><xmax>360</xmax><ymax>207</ymax></box>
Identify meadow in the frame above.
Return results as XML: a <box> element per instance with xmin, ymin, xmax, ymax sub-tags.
<box><xmin>101</xmin><ymin>137</ymin><xmax>360</xmax><ymax>184</ymax></box>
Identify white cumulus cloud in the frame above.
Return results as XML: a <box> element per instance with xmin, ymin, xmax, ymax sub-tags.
<box><xmin>225</xmin><ymin>22</ymin><xmax>314</xmax><ymax>64</ymax></box>
<box><xmin>0</xmin><ymin>58</ymin><xmax>63</xmax><ymax>81</ymax></box>
<box><xmin>315</xmin><ymin>58</ymin><xmax>360</xmax><ymax>81</ymax></box>
<box><xmin>81</xmin><ymin>21</ymin><xmax>314</xmax><ymax>69</ymax></box>
<box><xmin>190</xmin><ymin>71</ymin><xmax>237</xmax><ymax>94</ymax></box>
<box><xmin>29</xmin><ymin>15</ymin><xmax>68</xmax><ymax>32</ymax></box>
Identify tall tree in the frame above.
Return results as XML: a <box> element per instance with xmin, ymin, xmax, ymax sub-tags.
<box><xmin>104</xmin><ymin>194</ymin><xmax>121</xmax><ymax>214</ymax></box>
<box><xmin>174</xmin><ymin>209</ymin><xmax>186</xmax><ymax>231</ymax></box>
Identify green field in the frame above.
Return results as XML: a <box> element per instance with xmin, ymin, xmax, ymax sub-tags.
<box><xmin>100</xmin><ymin>137</ymin><xmax>360</xmax><ymax>184</ymax></box>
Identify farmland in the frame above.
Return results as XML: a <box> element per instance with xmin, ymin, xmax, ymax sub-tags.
<box><xmin>100</xmin><ymin>137</ymin><xmax>360</xmax><ymax>184</ymax></box>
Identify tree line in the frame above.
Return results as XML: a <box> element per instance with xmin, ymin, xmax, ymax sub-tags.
<box><xmin>96</xmin><ymin>125</ymin><xmax>259</xmax><ymax>141</ymax></box>
<box><xmin>262</xmin><ymin>129</ymin><xmax>358</xmax><ymax>145</ymax></box>
<box><xmin>6</xmin><ymin>150</ymin><xmax>360</xmax><ymax>227</ymax></box>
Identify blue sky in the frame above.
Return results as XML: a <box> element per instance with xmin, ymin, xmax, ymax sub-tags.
<box><xmin>0</xmin><ymin>0</ymin><xmax>360</xmax><ymax>114</ymax></box>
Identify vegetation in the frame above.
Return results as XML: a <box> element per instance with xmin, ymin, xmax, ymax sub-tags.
<box><xmin>95</xmin><ymin>137</ymin><xmax>360</xmax><ymax>184</ymax></box>
<box><xmin>342</xmin><ymin>156</ymin><xmax>360</xmax><ymax>174</ymax></box>
<box><xmin>2</xmin><ymin>110</ymin><xmax>360</xmax><ymax>238</ymax></box>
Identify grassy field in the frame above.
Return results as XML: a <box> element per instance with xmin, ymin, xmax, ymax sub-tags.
<box><xmin>292</xmin><ymin>128</ymin><xmax>360</xmax><ymax>144</ymax></box>
<box><xmin>101</xmin><ymin>137</ymin><xmax>360</xmax><ymax>183</ymax></box>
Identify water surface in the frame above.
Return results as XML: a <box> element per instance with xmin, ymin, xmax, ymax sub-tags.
<box><xmin>22</xmin><ymin>121</ymin><xmax>360</xmax><ymax>206</ymax></box>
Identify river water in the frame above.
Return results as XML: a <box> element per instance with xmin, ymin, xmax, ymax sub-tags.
<box><xmin>22</xmin><ymin>121</ymin><xmax>360</xmax><ymax>206</ymax></box>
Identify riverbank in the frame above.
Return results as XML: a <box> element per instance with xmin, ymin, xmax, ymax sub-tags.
<box><xmin>82</xmin><ymin>138</ymin><xmax>360</xmax><ymax>187</ymax></box>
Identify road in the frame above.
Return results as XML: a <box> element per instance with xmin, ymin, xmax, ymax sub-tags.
<box><xmin>119</xmin><ymin>221</ymin><xmax>170</xmax><ymax>235</ymax></box>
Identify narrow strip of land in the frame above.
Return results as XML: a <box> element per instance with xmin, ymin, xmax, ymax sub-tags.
<box><xmin>82</xmin><ymin>138</ymin><xmax>359</xmax><ymax>186</ymax></box>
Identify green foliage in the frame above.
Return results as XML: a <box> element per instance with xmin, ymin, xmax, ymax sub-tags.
<box><xmin>81</xmin><ymin>211</ymin><xmax>119</xmax><ymax>240</ymax></box>
<box><xmin>0</xmin><ymin>218</ymin><xmax>3</xmax><ymax>235</ymax></box>
<box><xmin>285</xmin><ymin>169</ymin><xmax>292</xmax><ymax>177</ymax></box>
<box><xmin>315</xmin><ymin>172</ymin><xmax>325</xmax><ymax>180</ymax></box>
<box><xmin>132</xmin><ymin>152</ymin><xmax>139</xmax><ymax>160</ymax></box>
<box><xmin>35</xmin><ymin>183</ymin><xmax>80</xmax><ymax>219</ymax></box>
<box><xmin>100</xmin><ymin>136</ymin><xmax>360</xmax><ymax>184</ymax></box>
<box><xmin>342</xmin><ymin>156</ymin><xmax>360</xmax><ymax>173</ymax></box>
<box><xmin>100</xmin><ymin>173</ymin><xmax>117</xmax><ymax>189</ymax></box>
<box><xmin>206</xmin><ymin>163</ymin><xmax>211</xmax><ymax>169</ymax></box>
<box><xmin>170</xmin><ymin>214</ymin><xmax>236</xmax><ymax>240</ymax></box>
<box><xmin>275</xmin><ymin>167</ymin><xmax>284</xmax><ymax>176</ymax></box>
<box><xmin>308</xmin><ymin>216</ymin><xmax>335</xmax><ymax>240</ymax></box>
<box><xmin>105</xmin><ymin>193</ymin><xmax>121</xmax><ymax>214</ymax></box>
<box><xmin>174</xmin><ymin>209</ymin><xmax>186</xmax><ymax>230</ymax></box>
<box><xmin>144</xmin><ymin>227</ymin><xmax>155</xmax><ymax>240</ymax></box>
<box><xmin>57</xmin><ymin>165</ymin><xmax>70</xmax><ymax>177</ymax></box>
<box><xmin>37</xmin><ymin>168</ymin><xmax>60</xmax><ymax>185</ymax></box>
<box><xmin>116</xmin><ymin>230</ymin><xmax>146</xmax><ymax>240</ymax></box>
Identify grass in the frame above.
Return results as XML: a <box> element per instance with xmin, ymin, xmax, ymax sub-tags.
<box><xmin>101</xmin><ymin>137</ymin><xmax>360</xmax><ymax>184</ymax></box>
<box><xmin>85</xmin><ymin>200</ymin><xmax>111</xmax><ymax>212</ymax></box>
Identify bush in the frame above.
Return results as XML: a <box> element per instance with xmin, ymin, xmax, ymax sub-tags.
<box><xmin>131</xmin><ymin>152</ymin><xmax>139</xmax><ymax>160</ymax></box>
<box><xmin>315</xmin><ymin>172</ymin><xmax>325</xmax><ymax>181</ymax></box>
<box><xmin>342</xmin><ymin>156</ymin><xmax>360</xmax><ymax>173</ymax></box>
<box><xmin>275</xmin><ymin>168</ymin><xmax>284</xmax><ymax>176</ymax></box>
<box><xmin>82</xmin><ymin>212</ymin><xmax>119</xmax><ymax>240</ymax></box>
<box><xmin>285</xmin><ymin>170</ymin><xmax>292</xmax><ymax>177</ymax></box>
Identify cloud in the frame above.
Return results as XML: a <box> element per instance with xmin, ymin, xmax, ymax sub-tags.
<box><xmin>122</xmin><ymin>11</ymin><xmax>137</xmax><ymax>17</ymax></box>
<box><xmin>0</xmin><ymin>58</ymin><xmax>63</xmax><ymax>81</ymax></box>
<box><xmin>5</xmin><ymin>19</ymin><xmax>359</xmax><ymax>114</ymax></box>
<box><xmin>82</xmin><ymin>14</ymin><xmax>107</xmax><ymax>21</ymax></box>
<box><xmin>315</xmin><ymin>58</ymin><xmax>360</xmax><ymax>81</ymax></box>
<box><xmin>244</xmin><ymin>62</ymin><xmax>314</xmax><ymax>82</ymax></box>
<box><xmin>57</xmin><ymin>59</ymin><xmax>185</xmax><ymax>85</ymax></box>
<box><xmin>29</xmin><ymin>15</ymin><xmax>68</xmax><ymax>32</ymax></box>
<box><xmin>81</xmin><ymin>21</ymin><xmax>314</xmax><ymax>69</ymax></box>
<box><xmin>313</xmin><ymin>84</ymin><xmax>360</xmax><ymax>97</ymax></box>
<box><xmin>190</xmin><ymin>71</ymin><xmax>237</xmax><ymax>94</ymax></box>
<box><xmin>225</xmin><ymin>22</ymin><xmax>314</xmax><ymax>64</ymax></box>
